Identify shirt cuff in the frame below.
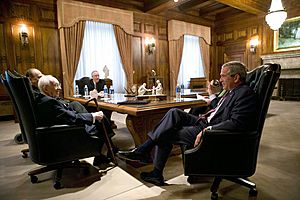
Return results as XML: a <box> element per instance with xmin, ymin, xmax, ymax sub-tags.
<box><xmin>206</xmin><ymin>126</ymin><xmax>212</xmax><ymax>130</ymax></box>
<box><xmin>91</xmin><ymin>113</ymin><xmax>96</xmax><ymax>124</ymax></box>
<box><xmin>209</xmin><ymin>94</ymin><xmax>217</xmax><ymax>100</ymax></box>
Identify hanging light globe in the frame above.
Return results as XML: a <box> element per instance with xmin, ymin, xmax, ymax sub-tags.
<box><xmin>265</xmin><ymin>0</ymin><xmax>287</xmax><ymax>30</ymax></box>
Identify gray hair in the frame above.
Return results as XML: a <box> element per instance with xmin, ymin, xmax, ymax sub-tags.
<box><xmin>91</xmin><ymin>70</ymin><xmax>99</xmax><ymax>77</ymax></box>
<box><xmin>38</xmin><ymin>75</ymin><xmax>59</xmax><ymax>94</ymax></box>
<box><xmin>222</xmin><ymin>61</ymin><xmax>247</xmax><ymax>83</ymax></box>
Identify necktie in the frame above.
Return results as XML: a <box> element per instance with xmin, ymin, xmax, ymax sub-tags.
<box><xmin>196</xmin><ymin>91</ymin><xmax>229</xmax><ymax>124</ymax></box>
<box><xmin>207</xmin><ymin>91</ymin><xmax>229</xmax><ymax>122</ymax></box>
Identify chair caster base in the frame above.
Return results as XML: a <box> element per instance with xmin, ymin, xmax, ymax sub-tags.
<box><xmin>14</xmin><ymin>133</ymin><xmax>24</xmax><ymax>144</ymax></box>
<box><xmin>249</xmin><ymin>188</ymin><xmax>258</xmax><ymax>197</ymax></box>
<box><xmin>30</xmin><ymin>175</ymin><xmax>38</xmax><ymax>183</ymax></box>
<box><xmin>211</xmin><ymin>192</ymin><xmax>218</xmax><ymax>200</ymax></box>
<box><xmin>53</xmin><ymin>181</ymin><xmax>62</xmax><ymax>189</ymax></box>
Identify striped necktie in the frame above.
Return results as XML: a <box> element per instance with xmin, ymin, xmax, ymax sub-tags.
<box><xmin>207</xmin><ymin>91</ymin><xmax>230</xmax><ymax>122</ymax></box>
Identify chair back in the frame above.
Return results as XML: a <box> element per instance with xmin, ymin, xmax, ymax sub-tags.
<box><xmin>1</xmin><ymin>72</ymin><xmax>27</xmax><ymax>143</ymax></box>
<box><xmin>244</xmin><ymin>64</ymin><xmax>281</xmax><ymax>172</ymax></box>
<box><xmin>4</xmin><ymin>71</ymin><xmax>40</xmax><ymax>162</ymax></box>
<box><xmin>246</xmin><ymin>63</ymin><xmax>281</xmax><ymax>141</ymax></box>
<box><xmin>75</xmin><ymin>77</ymin><xmax>90</xmax><ymax>95</ymax></box>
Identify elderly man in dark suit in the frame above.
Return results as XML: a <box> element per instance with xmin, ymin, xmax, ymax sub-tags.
<box><xmin>118</xmin><ymin>61</ymin><xmax>258</xmax><ymax>186</ymax></box>
<box><xmin>35</xmin><ymin>75</ymin><xmax>115</xmax><ymax>167</ymax></box>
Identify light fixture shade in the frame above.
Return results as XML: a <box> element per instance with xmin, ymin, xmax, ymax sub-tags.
<box><xmin>265</xmin><ymin>0</ymin><xmax>287</xmax><ymax>30</ymax></box>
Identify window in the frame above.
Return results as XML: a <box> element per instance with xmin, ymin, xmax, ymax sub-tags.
<box><xmin>75</xmin><ymin>21</ymin><xmax>126</xmax><ymax>93</ymax></box>
<box><xmin>177</xmin><ymin>35</ymin><xmax>205</xmax><ymax>88</ymax></box>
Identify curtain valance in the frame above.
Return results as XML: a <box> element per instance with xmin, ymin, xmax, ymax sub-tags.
<box><xmin>57</xmin><ymin>0</ymin><xmax>133</xmax><ymax>34</ymax></box>
<box><xmin>168</xmin><ymin>20</ymin><xmax>211</xmax><ymax>45</ymax></box>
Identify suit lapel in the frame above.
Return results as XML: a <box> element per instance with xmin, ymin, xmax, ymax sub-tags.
<box><xmin>213</xmin><ymin>90</ymin><xmax>235</xmax><ymax>116</ymax></box>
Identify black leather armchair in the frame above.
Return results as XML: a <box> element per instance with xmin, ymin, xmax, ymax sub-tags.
<box><xmin>2</xmin><ymin>71</ymin><xmax>105</xmax><ymax>189</ymax></box>
<box><xmin>1</xmin><ymin>72</ymin><xmax>29</xmax><ymax>158</ymax></box>
<box><xmin>182</xmin><ymin>63</ymin><xmax>281</xmax><ymax>199</ymax></box>
<box><xmin>75</xmin><ymin>76</ymin><xmax>90</xmax><ymax>95</ymax></box>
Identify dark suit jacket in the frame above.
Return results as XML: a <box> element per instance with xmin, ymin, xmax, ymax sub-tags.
<box><xmin>35</xmin><ymin>93</ymin><xmax>114</xmax><ymax>137</ymax></box>
<box><xmin>209</xmin><ymin>84</ymin><xmax>257</xmax><ymax>131</ymax></box>
<box><xmin>88</xmin><ymin>79</ymin><xmax>105</xmax><ymax>93</ymax></box>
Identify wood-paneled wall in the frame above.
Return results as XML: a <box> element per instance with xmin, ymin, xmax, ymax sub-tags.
<box><xmin>211</xmin><ymin>0</ymin><xmax>300</xmax><ymax>80</ymax></box>
<box><xmin>0</xmin><ymin>0</ymin><xmax>61</xmax><ymax>81</ymax></box>
<box><xmin>1</xmin><ymin>0</ymin><xmax>300</xmax><ymax>102</ymax></box>
<box><xmin>132</xmin><ymin>12</ymin><xmax>169</xmax><ymax>92</ymax></box>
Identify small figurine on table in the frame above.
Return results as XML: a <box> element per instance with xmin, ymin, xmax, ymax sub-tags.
<box><xmin>155</xmin><ymin>80</ymin><xmax>163</xmax><ymax>95</ymax></box>
<box><xmin>138</xmin><ymin>83</ymin><xmax>151</xmax><ymax>95</ymax></box>
<box><xmin>103</xmin><ymin>65</ymin><xmax>109</xmax><ymax>79</ymax></box>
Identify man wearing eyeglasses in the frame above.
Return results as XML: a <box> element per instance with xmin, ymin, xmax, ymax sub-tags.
<box><xmin>35</xmin><ymin>75</ymin><xmax>116</xmax><ymax>167</ymax></box>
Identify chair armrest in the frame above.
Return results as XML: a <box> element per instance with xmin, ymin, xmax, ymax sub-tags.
<box><xmin>183</xmin><ymin>129</ymin><xmax>259</xmax><ymax>176</ymax></box>
<box><xmin>184</xmin><ymin>130</ymin><xmax>258</xmax><ymax>155</ymax></box>
<box><xmin>36</xmin><ymin>124</ymin><xmax>85</xmax><ymax>133</ymax></box>
<box><xmin>32</xmin><ymin>124</ymin><xmax>101</xmax><ymax>165</ymax></box>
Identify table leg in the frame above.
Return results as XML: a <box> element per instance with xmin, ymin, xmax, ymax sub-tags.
<box><xmin>125</xmin><ymin>112</ymin><xmax>166</xmax><ymax>146</ymax></box>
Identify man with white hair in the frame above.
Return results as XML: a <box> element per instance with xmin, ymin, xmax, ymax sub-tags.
<box><xmin>35</xmin><ymin>75</ymin><xmax>115</xmax><ymax>167</ymax></box>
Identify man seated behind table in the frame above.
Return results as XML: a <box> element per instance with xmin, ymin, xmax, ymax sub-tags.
<box><xmin>35</xmin><ymin>75</ymin><xmax>116</xmax><ymax>166</ymax></box>
<box><xmin>118</xmin><ymin>61</ymin><xmax>258</xmax><ymax>186</ymax></box>
<box><xmin>26</xmin><ymin>68</ymin><xmax>87</xmax><ymax>113</ymax></box>
<box><xmin>88</xmin><ymin>70</ymin><xmax>105</xmax><ymax>97</ymax></box>
<box><xmin>87</xmin><ymin>70</ymin><xmax>116</xmax><ymax>127</ymax></box>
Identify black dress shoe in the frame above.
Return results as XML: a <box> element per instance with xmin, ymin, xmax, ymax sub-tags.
<box><xmin>93</xmin><ymin>154</ymin><xmax>111</xmax><ymax>166</ymax></box>
<box><xmin>93</xmin><ymin>154</ymin><xmax>115</xmax><ymax>170</ymax></box>
<box><xmin>140</xmin><ymin>171</ymin><xmax>164</xmax><ymax>186</ymax></box>
<box><xmin>117</xmin><ymin>148</ymin><xmax>152</xmax><ymax>164</ymax></box>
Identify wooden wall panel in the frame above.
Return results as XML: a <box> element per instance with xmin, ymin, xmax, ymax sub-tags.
<box><xmin>0</xmin><ymin>23</ymin><xmax>7</xmax><ymax>69</ymax></box>
<box><xmin>39</xmin><ymin>27</ymin><xmax>61</xmax><ymax>82</ymax></box>
<box><xmin>132</xmin><ymin>36</ymin><xmax>142</xmax><ymax>84</ymax></box>
<box><xmin>158</xmin><ymin>39</ymin><xmax>169</xmax><ymax>93</ymax></box>
<box><xmin>0</xmin><ymin>0</ymin><xmax>61</xmax><ymax>79</ymax></box>
<box><xmin>11</xmin><ymin>23</ymin><xmax>36</xmax><ymax>73</ymax></box>
<box><xmin>132</xmin><ymin>12</ymin><xmax>168</xmax><ymax>91</ymax></box>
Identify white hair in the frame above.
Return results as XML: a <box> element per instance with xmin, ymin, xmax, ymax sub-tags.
<box><xmin>38</xmin><ymin>75</ymin><xmax>59</xmax><ymax>95</ymax></box>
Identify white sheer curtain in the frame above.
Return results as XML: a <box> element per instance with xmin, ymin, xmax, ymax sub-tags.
<box><xmin>75</xmin><ymin>21</ymin><xmax>126</xmax><ymax>93</ymax></box>
<box><xmin>177</xmin><ymin>35</ymin><xmax>205</xmax><ymax>88</ymax></box>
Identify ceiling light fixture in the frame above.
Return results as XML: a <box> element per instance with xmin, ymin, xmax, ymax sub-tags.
<box><xmin>265</xmin><ymin>0</ymin><xmax>287</xmax><ymax>30</ymax></box>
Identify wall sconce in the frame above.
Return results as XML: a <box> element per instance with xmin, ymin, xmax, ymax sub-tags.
<box><xmin>145</xmin><ymin>37</ymin><xmax>156</xmax><ymax>54</ymax></box>
<box><xmin>250</xmin><ymin>38</ymin><xmax>259</xmax><ymax>54</ymax></box>
<box><xmin>19</xmin><ymin>24</ymin><xmax>29</xmax><ymax>47</ymax></box>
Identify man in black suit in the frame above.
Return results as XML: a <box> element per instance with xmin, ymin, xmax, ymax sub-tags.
<box><xmin>118</xmin><ymin>61</ymin><xmax>258</xmax><ymax>186</ymax></box>
<box><xmin>88</xmin><ymin>70</ymin><xmax>106</xmax><ymax>96</ymax></box>
<box><xmin>25</xmin><ymin>68</ymin><xmax>87</xmax><ymax>113</ymax></box>
<box><xmin>87</xmin><ymin>70</ymin><xmax>116</xmax><ymax>129</ymax></box>
<box><xmin>25</xmin><ymin>68</ymin><xmax>43</xmax><ymax>93</ymax></box>
<box><xmin>35</xmin><ymin>75</ymin><xmax>115</xmax><ymax>166</ymax></box>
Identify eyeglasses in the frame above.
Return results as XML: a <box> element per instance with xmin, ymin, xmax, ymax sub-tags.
<box><xmin>54</xmin><ymin>83</ymin><xmax>61</xmax><ymax>89</ymax></box>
